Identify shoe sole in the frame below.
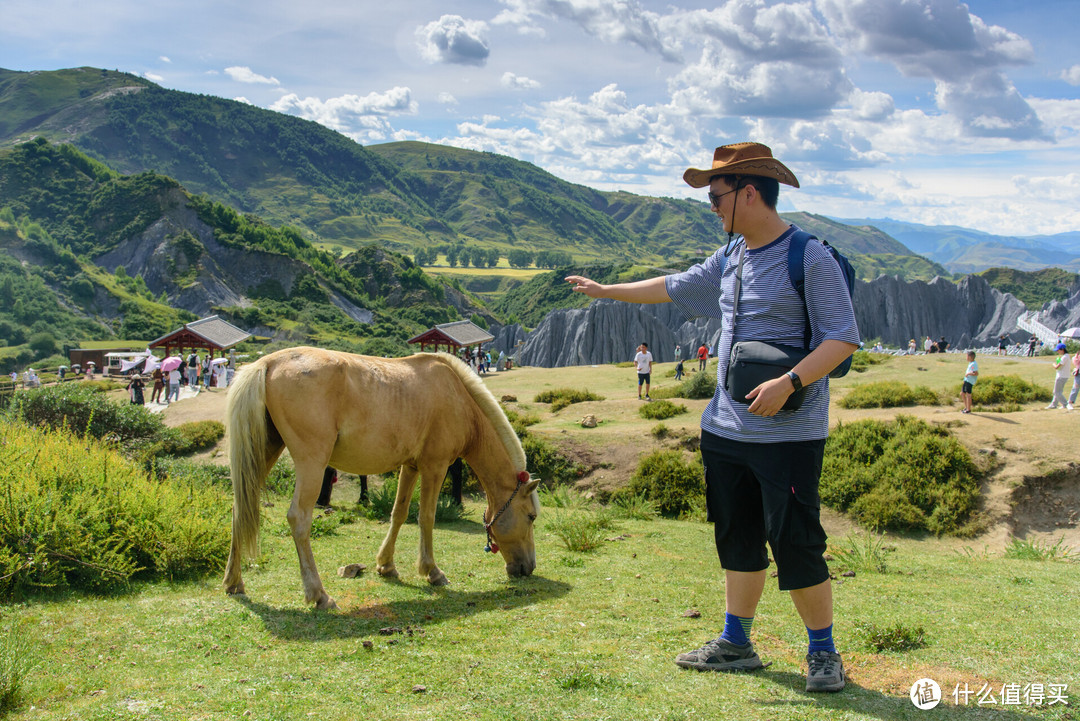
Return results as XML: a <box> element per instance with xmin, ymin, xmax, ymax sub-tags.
<box><xmin>674</xmin><ymin>656</ymin><xmax>766</xmax><ymax>672</ymax></box>
<box><xmin>806</xmin><ymin>676</ymin><xmax>846</xmax><ymax>692</ymax></box>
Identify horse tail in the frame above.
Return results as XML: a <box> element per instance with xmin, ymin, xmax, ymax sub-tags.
<box><xmin>226</xmin><ymin>359</ymin><xmax>270</xmax><ymax>559</ymax></box>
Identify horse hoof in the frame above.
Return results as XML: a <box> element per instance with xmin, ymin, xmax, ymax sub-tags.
<box><xmin>316</xmin><ymin>595</ymin><xmax>338</xmax><ymax>611</ymax></box>
<box><xmin>427</xmin><ymin>571</ymin><xmax>449</xmax><ymax>586</ymax></box>
<box><xmin>376</xmin><ymin>564</ymin><xmax>399</xmax><ymax>578</ymax></box>
<box><xmin>225</xmin><ymin>583</ymin><xmax>245</xmax><ymax>595</ymax></box>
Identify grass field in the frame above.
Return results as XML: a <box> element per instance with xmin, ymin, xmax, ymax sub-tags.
<box><xmin>2</xmin><ymin>352</ymin><xmax>1078</xmax><ymax>720</ymax></box>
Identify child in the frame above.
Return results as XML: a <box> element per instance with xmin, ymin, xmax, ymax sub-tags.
<box><xmin>961</xmin><ymin>351</ymin><xmax>977</xmax><ymax>414</ymax></box>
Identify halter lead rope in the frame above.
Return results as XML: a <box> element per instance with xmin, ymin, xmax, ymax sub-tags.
<box><xmin>483</xmin><ymin>470</ymin><xmax>529</xmax><ymax>553</ymax></box>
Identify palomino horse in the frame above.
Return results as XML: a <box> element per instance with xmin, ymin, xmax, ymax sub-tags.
<box><xmin>222</xmin><ymin>347</ymin><xmax>541</xmax><ymax>609</ymax></box>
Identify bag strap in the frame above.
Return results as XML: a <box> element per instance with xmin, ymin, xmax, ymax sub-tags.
<box><xmin>787</xmin><ymin>230</ymin><xmax>815</xmax><ymax>351</ymax></box>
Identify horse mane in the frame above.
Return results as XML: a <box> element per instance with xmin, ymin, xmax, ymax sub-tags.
<box><xmin>434</xmin><ymin>352</ymin><xmax>526</xmax><ymax>471</ymax></box>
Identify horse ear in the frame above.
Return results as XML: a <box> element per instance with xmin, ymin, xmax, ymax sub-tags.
<box><xmin>524</xmin><ymin>478</ymin><xmax>541</xmax><ymax>494</ymax></box>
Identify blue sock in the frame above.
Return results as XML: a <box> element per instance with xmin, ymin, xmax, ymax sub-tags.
<box><xmin>720</xmin><ymin>612</ymin><xmax>753</xmax><ymax>646</ymax></box>
<box><xmin>807</xmin><ymin>624</ymin><xmax>836</xmax><ymax>654</ymax></box>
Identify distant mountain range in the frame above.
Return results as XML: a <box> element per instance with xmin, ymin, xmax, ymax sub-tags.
<box><xmin>836</xmin><ymin>218</ymin><xmax>1080</xmax><ymax>273</ymax></box>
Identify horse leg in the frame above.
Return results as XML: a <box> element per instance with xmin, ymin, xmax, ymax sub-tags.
<box><xmin>376</xmin><ymin>465</ymin><xmax>419</xmax><ymax>579</ymax></box>
<box><xmin>287</xmin><ymin>460</ymin><xmax>337</xmax><ymax>610</ymax></box>
<box><xmin>416</xmin><ymin>463</ymin><xmax>449</xmax><ymax>586</ymax></box>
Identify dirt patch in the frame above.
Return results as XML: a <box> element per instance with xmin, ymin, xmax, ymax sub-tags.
<box><xmin>1010</xmin><ymin>464</ymin><xmax>1080</xmax><ymax>542</ymax></box>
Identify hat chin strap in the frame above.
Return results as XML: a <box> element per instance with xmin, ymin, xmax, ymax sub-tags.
<box><xmin>722</xmin><ymin>179</ymin><xmax>745</xmax><ymax>258</ymax></box>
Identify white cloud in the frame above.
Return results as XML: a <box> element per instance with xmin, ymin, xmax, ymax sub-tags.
<box><xmin>816</xmin><ymin>0</ymin><xmax>1044</xmax><ymax>140</ymax></box>
<box><xmin>270</xmin><ymin>87</ymin><xmax>418</xmax><ymax>141</ymax></box>
<box><xmin>1014</xmin><ymin>173</ymin><xmax>1080</xmax><ymax>202</ymax></box>
<box><xmin>1061</xmin><ymin>65</ymin><xmax>1080</xmax><ymax>86</ymax></box>
<box><xmin>494</xmin><ymin>0</ymin><xmax>679</xmax><ymax>60</ymax></box>
<box><xmin>159</xmin><ymin>56</ymin><xmax>171</xmax><ymax>64</ymax></box>
<box><xmin>225</xmin><ymin>66</ymin><xmax>281</xmax><ymax>86</ymax></box>
<box><xmin>415</xmin><ymin>15</ymin><xmax>490</xmax><ymax>66</ymax></box>
<box><xmin>848</xmin><ymin>89</ymin><xmax>895</xmax><ymax>122</ymax></box>
<box><xmin>501</xmin><ymin>72</ymin><xmax>540</xmax><ymax>90</ymax></box>
<box><xmin>437</xmin><ymin>92</ymin><xmax>458</xmax><ymax>105</ymax></box>
<box><xmin>665</xmin><ymin>1</ymin><xmax>851</xmax><ymax>118</ymax></box>
<box><xmin>143</xmin><ymin>72</ymin><xmax>164</xmax><ymax>82</ymax></box>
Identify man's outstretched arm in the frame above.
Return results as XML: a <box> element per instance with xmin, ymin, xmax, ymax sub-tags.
<box><xmin>565</xmin><ymin>275</ymin><xmax>671</xmax><ymax>304</ymax></box>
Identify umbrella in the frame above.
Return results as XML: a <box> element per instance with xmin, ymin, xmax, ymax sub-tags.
<box><xmin>160</xmin><ymin>356</ymin><xmax>183</xmax><ymax>373</ymax></box>
<box><xmin>1059</xmin><ymin>327</ymin><xmax>1080</xmax><ymax>339</ymax></box>
<box><xmin>210</xmin><ymin>357</ymin><xmax>229</xmax><ymax>365</ymax></box>
<box><xmin>58</xmin><ymin>365</ymin><xmax>68</xmax><ymax>370</ymax></box>
<box><xmin>86</xmin><ymin>361</ymin><xmax>95</xmax><ymax>366</ymax></box>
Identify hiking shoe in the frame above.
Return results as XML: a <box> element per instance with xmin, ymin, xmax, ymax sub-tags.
<box><xmin>674</xmin><ymin>637</ymin><xmax>764</xmax><ymax>672</ymax></box>
<box><xmin>645</xmin><ymin>395</ymin><xmax>652</xmax><ymax>401</ymax></box>
<box><xmin>805</xmin><ymin>650</ymin><xmax>846</xmax><ymax>692</ymax></box>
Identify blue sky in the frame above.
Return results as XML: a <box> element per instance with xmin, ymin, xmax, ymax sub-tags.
<box><xmin>2</xmin><ymin>0</ymin><xmax>1079</xmax><ymax>236</ymax></box>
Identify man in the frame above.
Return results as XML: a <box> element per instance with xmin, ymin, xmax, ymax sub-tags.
<box><xmin>566</xmin><ymin>142</ymin><xmax>859</xmax><ymax>693</ymax></box>
<box><xmin>634</xmin><ymin>342</ymin><xmax>653</xmax><ymax>400</ymax></box>
<box><xmin>697</xmin><ymin>342</ymin><xmax>709</xmax><ymax>371</ymax></box>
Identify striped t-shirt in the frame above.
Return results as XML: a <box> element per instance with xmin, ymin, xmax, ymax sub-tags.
<box><xmin>665</xmin><ymin>225</ymin><xmax>860</xmax><ymax>443</ymax></box>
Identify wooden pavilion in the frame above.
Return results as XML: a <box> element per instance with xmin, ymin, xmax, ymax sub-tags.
<box><xmin>407</xmin><ymin>320</ymin><xmax>494</xmax><ymax>355</ymax></box>
<box><xmin>148</xmin><ymin>315</ymin><xmax>252</xmax><ymax>360</ymax></box>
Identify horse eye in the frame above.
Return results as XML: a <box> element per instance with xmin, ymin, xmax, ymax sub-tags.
<box><xmin>527</xmin><ymin>514</ymin><xmax>537</xmax><ymax>523</ymax></box>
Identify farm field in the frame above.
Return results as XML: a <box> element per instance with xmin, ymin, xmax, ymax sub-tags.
<box><xmin>3</xmin><ymin>351</ymin><xmax>1078</xmax><ymax>720</ymax></box>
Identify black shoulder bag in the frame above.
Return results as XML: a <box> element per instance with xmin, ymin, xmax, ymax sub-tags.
<box><xmin>724</xmin><ymin>242</ymin><xmax>808</xmax><ymax>412</ymax></box>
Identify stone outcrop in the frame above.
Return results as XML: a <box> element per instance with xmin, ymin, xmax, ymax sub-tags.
<box><xmin>507</xmin><ymin>273</ymin><xmax>1028</xmax><ymax>368</ymax></box>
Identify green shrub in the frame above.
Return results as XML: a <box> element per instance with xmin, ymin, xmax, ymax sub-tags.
<box><xmin>523</xmin><ymin>434</ymin><xmax>585</xmax><ymax>486</ymax></box>
<box><xmin>822</xmin><ymin>415</ymin><xmax>980</xmax><ymax>535</ymax></box>
<box><xmin>838</xmin><ymin>381</ymin><xmax>942</xmax><ymax>409</ymax></box>
<box><xmin>158</xmin><ymin>420</ymin><xmax>225</xmax><ymax>455</ymax></box>
<box><xmin>362</xmin><ymin>474</ymin><xmax>469</xmax><ymax>524</ymax></box>
<box><xmin>545</xmin><ymin>510</ymin><xmax>618</xmax><ymax>552</ymax></box>
<box><xmin>677</xmin><ymin>370</ymin><xmax>716</xmax><ymax>399</ymax></box>
<box><xmin>534</xmin><ymin>387</ymin><xmax>604</xmax><ymax>412</ymax></box>
<box><xmin>0</xmin><ymin>419</ymin><xmax>230</xmax><ymax>598</ymax></box>
<box><xmin>972</xmin><ymin>375</ymin><xmax>1052</xmax><ymax>406</ymax></box>
<box><xmin>852</xmin><ymin>621</ymin><xmax>926</xmax><ymax>653</ymax></box>
<box><xmin>504</xmin><ymin>407</ymin><xmax>541</xmax><ymax>438</ymax></box>
<box><xmin>830</xmin><ymin>531</ymin><xmax>892</xmax><ymax>573</ymax></box>
<box><xmin>849</xmin><ymin>349</ymin><xmax>887</xmax><ymax>373</ymax></box>
<box><xmin>149</xmin><ymin>456</ymin><xmax>231</xmax><ymax>490</ymax></box>
<box><xmin>611</xmin><ymin>492</ymin><xmax>657</xmax><ymax>520</ymax></box>
<box><xmin>6</xmin><ymin>383</ymin><xmax>164</xmax><ymax>448</ymax></box>
<box><xmin>639</xmin><ymin>399</ymin><xmax>688</xmax><ymax>420</ymax></box>
<box><xmin>619</xmin><ymin>450</ymin><xmax>704</xmax><ymax>518</ymax></box>
<box><xmin>651</xmin><ymin>423</ymin><xmax>670</xmax><ymax>439</ymax></box>
<box><xmin>1004</xmin><ymin>536</ymin><xmax>1075</xmax><ymax>561</ymax></box>
<box><xmin>538</xmin><ymin>485</ymin><xmax>592</xmax><ymax>510</ymax></box>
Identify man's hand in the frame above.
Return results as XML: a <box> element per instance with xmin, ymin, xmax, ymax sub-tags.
<box><xmin>566</xmin><ymin>275</ymin><xmax>604</xmax><ymax>298</ymax></box>
<box><xmin>745</xmin><ymin>375</ymin><xmax>795</xmax><ymax>417</ymax></box>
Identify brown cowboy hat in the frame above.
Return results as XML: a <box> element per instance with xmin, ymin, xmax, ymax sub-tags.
<box><xmin>683</xmin><ymin>142</ymin><xmax>799</xmax><ymax>189</ymax></box>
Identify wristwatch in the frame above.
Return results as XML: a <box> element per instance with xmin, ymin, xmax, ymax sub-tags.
<box><xmin>785</xmin><ymin>370</ymin><xmax>803</xmax><ymax>393</ymax></box>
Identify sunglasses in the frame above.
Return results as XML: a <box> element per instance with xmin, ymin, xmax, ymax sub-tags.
<box><xmin>707</xmin><ymin>187</ymin><xmax>738</xmax><ymax>208</ymax></box>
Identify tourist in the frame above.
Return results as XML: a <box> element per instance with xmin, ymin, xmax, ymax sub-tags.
<box><xmin>675</xmin><ymin>358</ymin><xmax>685</xmax><ymax>381</ymax></box>
<box><xmin>634</xmin><ymin>342</ymin><xmax>653</xmax><ymax>400</ymax></box>
<box><xmin>697</xmin><ymin>342</ymin><xmax>708</xmax><ymax>372</ymax></box>
<box><xmin>960</xmin><ymin>351</ymin><xmax>977</xmax><ymax>414</ymax></box>
<box><xmin>128</xmin><ymin>374</ymin><xmax>146</xmax><ymax>405</ymax></box>
<box><xmin>150</xmin><ymin>367</ymin><xmax>164</xmax><ymax>404</ymax></box>
<box><xmin>907</xmin><ymin>339</ymin><xmax>916</xmax><ymax>355</ymax></box>
<box><xmin>566</xmin><ymin>141</ymin><xmax>858</xmax><ymax>692</ymax></box>
<box><xmin>924</xmin><ymin>336</ymin><xmax>933</xmax><ymax>353</ymax></box>
<box><xmin>1069</xmin><ymin>349</ymin><xmax>1080</xmax><ymax>411</ymax></box>
<box><xmin>998</xmin><ymin>334</ymin><xmax>1008</xmax><ymax>356</ymax></box>
<box><xmin>1047</xmin><ymin>343</ymin><xmax>1070</xmax><ymax>409</ymax></box>
<box><xmin>167</xmin><ymin>366</ymin><xmax>181</xmax><ymax>403</ymax></box>
<box><xmin>1028</xmin><ymin>335</ymin><xmax>1038</xmax><ymax>357</ymax></box>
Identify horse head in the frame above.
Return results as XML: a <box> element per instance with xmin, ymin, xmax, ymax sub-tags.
<box><xmin>485</xmin><ymin>470</ymin><xmax>541</xmax><ymax>578</ymax></box>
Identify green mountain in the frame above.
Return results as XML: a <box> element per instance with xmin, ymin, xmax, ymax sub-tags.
<box><xmin>0</xmin><ymin>140</ymin><xmax>489</xmax><ymax>368</ymax></box>
<box><xmin>1</xmin><ymin>66</ymin><xmax>944</xmax><ymax>280</ymax></box>
<box><xmin>978</xmin><ymin>266</ymin><xmax>1079</xmax><ymax>308</ymax></box>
